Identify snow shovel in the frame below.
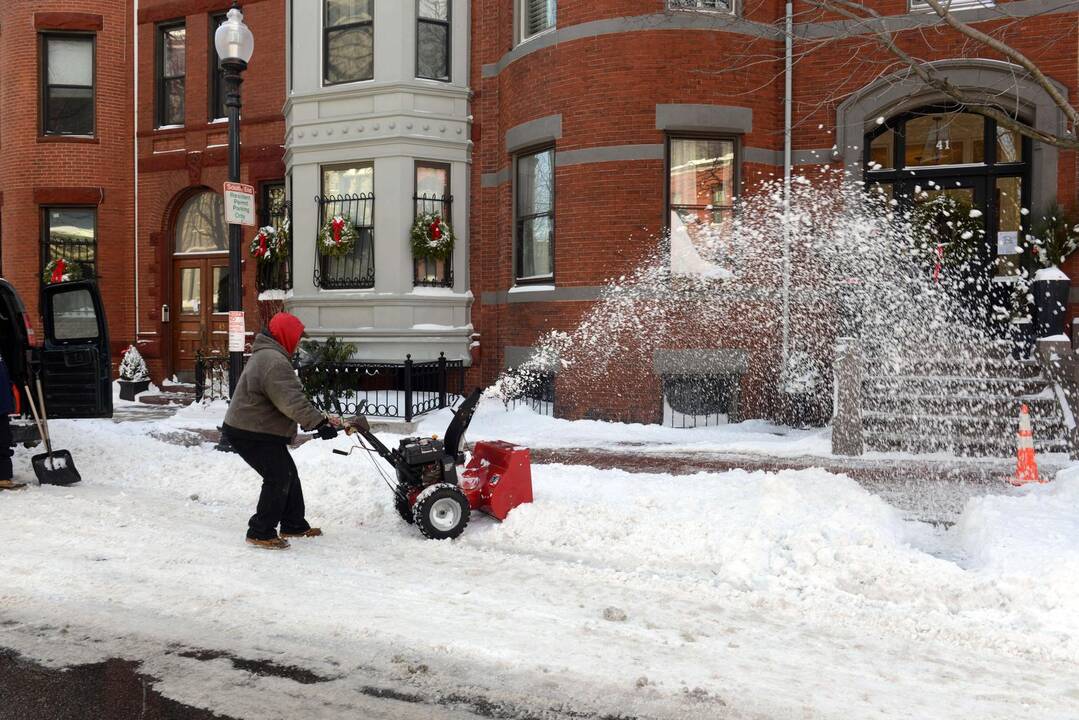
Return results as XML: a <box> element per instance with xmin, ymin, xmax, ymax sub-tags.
<box><xmin>24</xmin><ymin>380</ymin><xmax>81</xmax><ymax>486</ymax></box>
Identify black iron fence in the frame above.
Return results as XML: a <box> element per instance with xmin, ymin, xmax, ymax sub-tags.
<box><xmin>413</xmin><ymin>193</ymin><xmax>454</xmax><ymax>288</ymax></box>
<box><xmin>194</xmin><ymin>351</ymin><xmax>245</xmax><ymax>402</ymax></box>
<box><xmin>257</xmin><ymin>197</ymin><xmax>292</xmax><ymax>292</ymax></box>
<box><xmin>298</xmin><ymin>353</ymin><xmax>464</xmax><ymax>421</ymax></box>
<box><xmin>314</xmin><ymin>193</ymin><xmax>375</xmax><ymax>290</ymax></box>
<box><xmin>196</xmin><ymin>349</ymin><xmax>463</xmax><ymax>422</ymax></box>
<box><xmin>507</xmin><ymin>371</ymin><xmax>555</xmax><ymax>416</ymax></box>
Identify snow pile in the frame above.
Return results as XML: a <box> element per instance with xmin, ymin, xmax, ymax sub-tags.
<box><xmin>956</xmin><ymin>473</ymin><xmax>1079</xmax><ymax>634</ymax></box>
<box><xmin>480</xmin><ymin>465</ymin><xmax>908</xmax><ymax>593</ymax></box>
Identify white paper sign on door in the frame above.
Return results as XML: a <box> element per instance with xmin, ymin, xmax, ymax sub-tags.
<box><xmin>997</xmin><ymin>230</ymin><xmax>1019</xmax><ymax>255</ymax></box>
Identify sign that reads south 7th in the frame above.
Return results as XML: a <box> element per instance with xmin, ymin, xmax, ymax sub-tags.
<box><xmin>223</xmin><ymin>182</ymin><xmax>256</xmax><ymax>226</ymax></box>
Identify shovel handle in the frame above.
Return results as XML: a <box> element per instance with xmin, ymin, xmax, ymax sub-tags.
<box><xmin>35</xmin><ymin>377</ymin><xmax>54</xmax><ymax>457</ymax></box>
<box><xmin>23</xmin><ymin>384</ymin><xmax>47</xmax><ymax>451</ymax></box>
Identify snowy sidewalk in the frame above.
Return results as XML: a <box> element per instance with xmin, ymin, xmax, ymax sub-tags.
<box><xmin>1</xmin><ymin>401</ymin><xmax>1077</xmax><ymax>719</ymax></box>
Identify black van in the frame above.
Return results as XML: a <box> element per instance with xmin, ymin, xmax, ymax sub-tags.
<box><xmin>0</xmin><ymin>279</ymin><xmax>112</xmax><ymax>446</ymax></box>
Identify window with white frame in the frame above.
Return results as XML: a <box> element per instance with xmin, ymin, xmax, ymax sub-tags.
<box><xmin>520</xmin><ymin>0</ymin><xmax>556</xmax><ymax>43</ymax></box>
<box><xmin>668</xmin><ymin>0</ymin><xmax>733</xmax><ymax>12</ymax></box>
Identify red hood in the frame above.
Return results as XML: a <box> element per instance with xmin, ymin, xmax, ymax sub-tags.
<box><xmin>268</xmin><ymin>312</ymin><xmax>305</xmax><ymax>355</ymax></box>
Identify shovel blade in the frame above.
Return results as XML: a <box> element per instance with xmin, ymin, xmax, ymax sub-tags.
<box><xmin>31</xmin><ymin>450</ymin><xmax>81</xmax><ymax>486</ymax></box>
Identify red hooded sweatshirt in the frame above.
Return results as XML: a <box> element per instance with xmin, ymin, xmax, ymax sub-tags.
<box><xmin>268</xmin><ymin>312</ymin><xmax>305</xmax><ymax>355</ymax></box>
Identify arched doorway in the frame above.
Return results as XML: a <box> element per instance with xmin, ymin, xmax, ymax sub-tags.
<box><xmin>171</xmin><ymin>190</ymin><xmax>231</xmax><ymax>376</ymax></box>
<box><xmin>864</xmin><ymin>105</ymin><xmax>1032</xmax><ymax>329</ymax></box>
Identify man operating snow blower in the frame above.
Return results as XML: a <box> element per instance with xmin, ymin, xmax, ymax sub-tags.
<box><xmin>222</xmin><ymin>312</ymin><xmax>366</xmax><ymax>550</ymax></box>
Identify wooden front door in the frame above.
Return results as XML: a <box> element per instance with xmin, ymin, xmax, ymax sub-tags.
<box><xmin>172</xmin><ymin>256</ymin><xmax>231</xmax><ymax>374</ymax></box>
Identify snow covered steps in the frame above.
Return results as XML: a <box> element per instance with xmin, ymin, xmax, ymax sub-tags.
<box><xmin>859</xmin><ymin>347</ymin><xmax>1069</xmax><ymax>457</ymax></box>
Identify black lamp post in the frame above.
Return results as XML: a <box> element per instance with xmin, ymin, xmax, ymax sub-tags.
<box><xmin>215</xmin><ymin>3</ymin><xmax>254</xmax><ymax>397</ymax></box>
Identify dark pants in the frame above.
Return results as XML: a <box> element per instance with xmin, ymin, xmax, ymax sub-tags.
<box><xmin>0</xmin><ymin>415</ymin><xmax>11</xmax><ymax>481</ymax></box>
<box><xmin>228</xmin><ymin>435</ymin><xmax>311</xmax><ymax>540</ymax></box>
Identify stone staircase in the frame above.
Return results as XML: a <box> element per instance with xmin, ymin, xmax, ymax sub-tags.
<box><xmin>859</xmin><ymin>342</ymin><xmax>1071</xmax><ymax>456</ymax></box>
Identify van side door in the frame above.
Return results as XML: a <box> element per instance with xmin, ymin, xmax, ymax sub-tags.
<box><xmin>40</xmin><ymin>281</ymin><xmax>112</xmax><ymax>419</ymax></box>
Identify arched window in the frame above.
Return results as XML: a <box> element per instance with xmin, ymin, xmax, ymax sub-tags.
<box><xmin>174</xmin><ymin>191</ymin><xmax>227</xmax><ymax>254</ymax></box>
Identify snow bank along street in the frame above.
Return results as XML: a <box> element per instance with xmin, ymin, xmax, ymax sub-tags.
<box><xmin>2</xmin><ymin>400</ymin><xmax>1078</xmax><ymax>719</ymax></box>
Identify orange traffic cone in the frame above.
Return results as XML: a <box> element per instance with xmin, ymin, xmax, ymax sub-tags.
<box><xmin>1009</xmin><ymin>404</ymin><xmax>1041</xmax><ymax>486</ymax></box>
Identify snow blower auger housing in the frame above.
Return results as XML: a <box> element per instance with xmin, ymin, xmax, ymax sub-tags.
<box><xmin>336</xmin><ymin>388</ymin><xmax>533</xmax><ymax>540</ymax></box>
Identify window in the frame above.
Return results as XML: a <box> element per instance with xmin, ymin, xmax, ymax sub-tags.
<box><xmin>414</xmin><ymin>162</ymin><xmax>453</xmax><ymax>287</ymax></box>
<box><xmin>520</xmin><ymin>0</ymin><xmax>556</xmax><ymax>42</ymax></box>
<box><xmin>175</xmin><ymin>192</ymin><xmax>227</xmax><ymax>254</ymax></box>
<box><xmin>41</xmin><ymin>34</ymin><xmax>95</xmax><ymax>136</ymax></box>
<box><xmin>209</xmin><ymin>14</ymin><xmax>227</xmax><ymax>121</ymax></box>
<box><xmin>417</xmin><ymin>1</ymin><xmax>450</xmax><ymax>81</ymax></box>
<box><xmin>51</xmin><ymin>288</ymin><xmax>101</xmax><ymax>341</ymax></box>
<box><xmin>668</xmin><ymin>0</ymin><xmax>734</xmax><ymax>11</ymax></box>
<box><xmin>667</xmin><ymin>137</ymin><xmax>737</xmax><ymax>232</ymax></box>
<box><xmin>42</xmin><ymin>208</ymin><xmax>97</xmax><ymax>283</ymax></box>
<box><xmin>515</xmin><ymin>148</ymin><xmax>554</xmax><ymax>282</ymax></box>
<box><xmin>316</xmin><ymin>163</ymin><xmax>375</xmax><ymax>289</ymax></box>
<box><xmin>157</xmin><ymin>22</ymin><xmax>186</xmax><ymax>127</ymax></box>
<box><xmin>324</xmin><ymin>0</ymin><xmax>374</xmax><ymax>85</ymax></box>
<box><xmin>910</xmin><ymin>0</ymin><xmax>993</xmax><ymax>10</ymax></box>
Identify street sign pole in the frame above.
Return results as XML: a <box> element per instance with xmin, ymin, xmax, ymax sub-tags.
<box><xmin>223</xmin><ymin>57</ymin><xmax>248</xmax><ymax>398</ymax></box>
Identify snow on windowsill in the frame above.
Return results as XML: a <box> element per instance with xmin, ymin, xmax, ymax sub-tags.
<box><xmin>508</xmin><ymin>284</ymin><xmax>556</xmax><ymax>294</ymax></box>
<box><xmin>1035</xmin><ymin>266</ymin><xmax>1070</xmax><ymax>282</ymax></box>
<box><xmin>258</xmin><ymin>289</ymin><xmax>292</xmax><ymax>301</ymax></box>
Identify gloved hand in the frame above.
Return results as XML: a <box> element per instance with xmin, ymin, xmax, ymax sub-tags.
<box><xmin>314</xmin><ymin>419</ymin><xmax>339</xmax><ymax>440</ymax></box>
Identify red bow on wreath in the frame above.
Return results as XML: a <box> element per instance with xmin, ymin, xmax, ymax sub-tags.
<box><xmin>332</xmin><ymin>217</ymin><xmax>346</xmax><ymax>245</ymax></box>
<box><xmin>430</xmin><ymin>217</ymin><xmax>442</xmax><ymax>241</ymax></box>
<box><xmin>51</xmin><ymin>259</ymin><xmax>66</xmax><ymax>284</ymax></box>
<box><xmin>256</xmin><ymin>231</ymin><xmax>268</xmax><ymax>258</ymax></box>
<box><xmin>932</xmin><ymin>244</ymin><xmax>944</xmax><ymax>283</ymax></box>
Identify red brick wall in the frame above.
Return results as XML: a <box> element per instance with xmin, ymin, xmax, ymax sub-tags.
<box><xmin>470</xmin><ymin>0</ymin><xmax>1079</xmax><ymax>422</ymax></box>
<box><xmin>0</xmin><ymin>0</ymin><xmax>135</xmax><ymax>363</ymax></box>
<box><xmin>135</xmin><ymin>0</ymin><xmax>285</xmax><ymax>380</ymax></box>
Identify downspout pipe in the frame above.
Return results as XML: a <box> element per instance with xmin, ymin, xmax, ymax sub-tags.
<box><xmin>133</xmin><ymin>0</ymin><xmax>140</xmax><ymax>341</ymax></box>
<box><xmin>781</xmin><ymin>1</ymin><xmax>793</xmax><ymax>367</ymax></box>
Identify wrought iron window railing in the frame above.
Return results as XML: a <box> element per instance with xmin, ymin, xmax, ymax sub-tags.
<box><xmin>314</xmin><ymin>193</ymin><xmax>375</xmax><ymax>290</ymax></box>
<box><xmin>42</xmin><ymin>236</ymin><xmax>97</xmax><ymax>284</ymax></box>
<box><xmin>413</xmin><ymin>193</ymin><xmax>454</xmax><ymax>288</ymax></box>
<box><xmin>257</xmin><ymin>197</ymin><xmax>293</xmax><ymax>292</ymax></box>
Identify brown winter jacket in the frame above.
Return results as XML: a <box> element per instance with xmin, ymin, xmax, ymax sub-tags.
<box><xmin>222</xmin><ymin>332</ymin><xmax>325</xmax><ymax>441</ymax></box>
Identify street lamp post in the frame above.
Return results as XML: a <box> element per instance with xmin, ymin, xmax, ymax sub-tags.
<box><xmin>215</xmin><ymin>3</ymin><xmax>254</xmax><ymax>397</ymax></box>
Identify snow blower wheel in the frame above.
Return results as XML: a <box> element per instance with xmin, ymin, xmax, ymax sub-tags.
<box><xmin>394</xmin><ymin>483</ymin><xmax>415</xmax><ymax>524</ymax></box>
<box><xmin>412</xmin><ymin>483</ymin><xmax>470</xmax><ymax>540</ymax></box>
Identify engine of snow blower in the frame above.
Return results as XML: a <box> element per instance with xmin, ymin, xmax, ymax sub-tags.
<box><xmin>339</xmin><ymin>388</ymin><xmax>533</xmax><ymax>540</ymax></box>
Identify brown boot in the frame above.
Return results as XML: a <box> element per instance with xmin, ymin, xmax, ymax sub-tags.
<box><xmin>280</xmin><ymin>527</ymin><xmax>322</xmax><ymax>538</ymax></box>
<box><xmin>0</xmin><ymin>479</ymin><xmax>27</xmax><ymax>491</ymax></box>
<box><xmin>246</xmin><ymin>536</ymin><xmax>290</xmax><ymax>550</ymax></box>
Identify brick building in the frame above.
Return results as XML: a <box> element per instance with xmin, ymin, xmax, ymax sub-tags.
<box><xmin>0</xmin><ymin>1</ymin><xmax>136</xmax><ymax>361</ymax></box>
<box><xmin>469</xmin><ymin>0</ymin><xmax>1079</xmax><ymax>423</ymax></box>
<box><xmin>135</xmin><ymin>0</ymin><xmax>286</xmax><ymax>379</ymax></box>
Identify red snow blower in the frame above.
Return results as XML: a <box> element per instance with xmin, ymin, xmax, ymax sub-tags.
<box><xmin>334</xmin><ymin>389</ymin><xmax>533</xmax><ymax>539</ymax></box>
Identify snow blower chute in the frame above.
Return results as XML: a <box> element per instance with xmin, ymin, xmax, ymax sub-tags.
<box><xmin>334</xmin><ymin>389</ymin><xmax>533</xmax><ymax>539</ymax></box>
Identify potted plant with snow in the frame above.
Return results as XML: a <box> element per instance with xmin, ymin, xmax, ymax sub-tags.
<box><xmin>1028</xmin><ymin>203</ymin><xmax>1078</xmax><ymax>338</ymax></box>
<box><xmin>780</xmin><ymin>350</ymin><xmax>822</xmax><ymax>428</ymax></box>
<box><xmin>117</xmin><ymin>345</ymin><xmax>151</xmax><ymax>401</ymax></box>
